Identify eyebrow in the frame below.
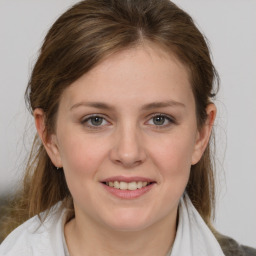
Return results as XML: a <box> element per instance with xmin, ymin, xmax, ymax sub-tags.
<box><xmin>70</xmin><ymin>102</ymin><xmax>114</xmax><ymax>111</ymax></box>
<box><xmin>70</xmin><ymin>100</ymin><xmax>185</xmax><ymax>111</ymax></box>
<box><xmin>141</xmin><ymin>100</ymin><xmax>185</xmax><ymax>110</ymax></box>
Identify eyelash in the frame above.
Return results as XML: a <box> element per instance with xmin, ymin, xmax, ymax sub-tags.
<box><xmin>149</xmin><ymin>113</ymin><xmax>176</xmax><ymax>128</ymax></box>
<box><xmin>81</xmin><ymin>114</ymin><xmax>109</xmax><ymax>130</ymax></box>
<box><xmin>81</xmin><ymin>113</ymin><xmax>176</xmax><ymax>130</ymax></box>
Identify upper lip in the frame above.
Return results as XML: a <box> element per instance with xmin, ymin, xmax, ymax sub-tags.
<box><xmin>101</xmin><ymin>176</ymin><xmax>155</xmax><ymax>183</ymax></box>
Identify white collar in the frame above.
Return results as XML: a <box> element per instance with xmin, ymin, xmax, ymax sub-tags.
<box><xmin>170</xmin><ymin>194</ymin><xmax>225</xmax><ymax>256</ymax></box>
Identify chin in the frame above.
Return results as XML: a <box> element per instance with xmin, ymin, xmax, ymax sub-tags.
<box><xmin>101</xmin><ymin>208</ymin><xmax>155</xmax><ymax>232</ymax></box>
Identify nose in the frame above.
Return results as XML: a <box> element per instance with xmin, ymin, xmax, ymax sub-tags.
<box><xmin>109</xmin><ymin>124</ymin><xmax>147</xmax><ymax>168</ymax></box>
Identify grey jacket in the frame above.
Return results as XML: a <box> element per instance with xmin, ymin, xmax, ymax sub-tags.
<box><xmin>218</xmin><ymin>234</ymin><xmax>256</xmax><ymax>256</ymax></box>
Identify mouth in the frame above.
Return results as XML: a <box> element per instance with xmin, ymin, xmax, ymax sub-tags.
<box><xmin>102</xmin><ymin>181</ymin><xmax>155</xmax><ymax>191</ymax></box>
<box><xmin>100</xmin><ymin>176</ymin><xmax>156</xmax><ymax>199</ymax></box>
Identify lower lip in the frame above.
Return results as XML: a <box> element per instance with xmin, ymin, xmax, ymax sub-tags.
<box><xmin>101</xmin><ymin>183</ymin><xmax>155</xmax><ymax>199</ymax></box>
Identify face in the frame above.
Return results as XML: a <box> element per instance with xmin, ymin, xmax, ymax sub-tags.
<box><xmin>36</xmin><ymin>43</ymin><xmax>214</xmax><ymax>232</ymax></box>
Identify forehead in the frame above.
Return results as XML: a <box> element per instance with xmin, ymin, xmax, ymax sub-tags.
<box><xmin>60</xmin><ymin>43</ymin><xmax>194</xmax><ymax>111</ymax></box>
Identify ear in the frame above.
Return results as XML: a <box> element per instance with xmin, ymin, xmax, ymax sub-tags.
<box><xmin>33</xmin><ymin>108</ymin><xmax>62</xmax><ymax>168</ymax></box>
<box><xmin>191</xmin><ymin>103</ymin><xmax>216</xmax><ymax>165</ymax></box>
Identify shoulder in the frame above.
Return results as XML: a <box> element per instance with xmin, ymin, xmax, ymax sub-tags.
<box><xmin>0</xmin><ymin>215</ymin><xmax>42</xmax><ymax>255</ymax></box>
<box><xmin>0</xmin><ymin>203</ymin><xmax>66</xmax><ymax>256</ymax></box>
<box><xmin>217</xmin><ymin>233</ymin><xmax>256</xmax><ymax>256</ymax></box>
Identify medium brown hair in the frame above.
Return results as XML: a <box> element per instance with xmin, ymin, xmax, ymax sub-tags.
<box><xmin>1</xmin><ymin>0</ymin><xmax>219</xmax><ymax>239</ymax></box>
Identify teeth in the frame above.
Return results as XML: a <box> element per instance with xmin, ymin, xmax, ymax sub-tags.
<box><xmin>113</xmin><ymin>181</ymin><xmax>120</xmax><ymax>189</ymax></box>
<box><xmin>106</xmin><ymin>181</ymin><xmax>151</xmax><ymax>190</ymax></box>
<box><xmin>128</xmin><ymin>182</ymin><xmax>137</xmax><ymax>190</ymax></box>
<box><xmin>120</xmin><ymin>181</ymin><xmax>128</xmax><ymax>190</ymax></box>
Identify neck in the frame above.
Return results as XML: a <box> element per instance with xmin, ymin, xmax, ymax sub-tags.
<box><xmin>65</xmin><ymin>210</ymin><xmax>177</xmax><ymax>256</ymax></box>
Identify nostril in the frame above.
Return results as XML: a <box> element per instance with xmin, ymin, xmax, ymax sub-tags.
<box><xmin>109</xmin><ymin>136</ymin><xmax>147</xmax><ymax>167</ymax></box>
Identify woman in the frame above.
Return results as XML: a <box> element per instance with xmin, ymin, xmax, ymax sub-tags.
<box><xmin>0</xmin><ymin>0</ymin><xmax>255</xmax><ymax>255</ymax></box>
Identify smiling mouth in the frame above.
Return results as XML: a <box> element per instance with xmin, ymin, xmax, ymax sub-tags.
<box><xmin>102</xmin><ymin>181</ymin><xmax>155</xmax><ymax>190</ymax></box>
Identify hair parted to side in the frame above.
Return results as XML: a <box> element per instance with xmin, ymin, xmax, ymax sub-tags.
<box><xmin>1</xmin><ymin>0</ymin><xmax>219</xmax><ymax>239</ymax></box>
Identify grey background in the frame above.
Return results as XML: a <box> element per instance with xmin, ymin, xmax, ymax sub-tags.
<box><xmin>0</xmin><ymin>0</ymin><xmax>255</xmax><ymax>247</ymax></box>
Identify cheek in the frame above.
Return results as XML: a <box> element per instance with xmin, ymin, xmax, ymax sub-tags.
<box><xmin>149</xmin><ymin>130</ymin><xmax>196</xmax><ymax>186</ymax></box>
<box><xmin>57</xmin><ymin>134</ymin><xmax>107</xmax><ymax>180</ymax></box>
<box><xmin>57</xmin><ymin>134</ymin><xmax>110</xmax><ymax>206</ymax></box>
<box><xmin>152</xmin><ymin>131</ymin><xmax>195</xmax><ymax>168</ymax></box>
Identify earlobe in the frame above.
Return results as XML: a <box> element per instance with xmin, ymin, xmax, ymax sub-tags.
<box><xmin>33</xmin><ymin>108</ymin><xmax>62</xmax><ymax>168</ymax></box>
<box><xmin>191</xmin><ymin>103</ymin><xmax>217</xmax><ymax>165</ymax></box>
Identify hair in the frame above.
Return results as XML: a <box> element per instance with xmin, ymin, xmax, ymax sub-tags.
<box><xmin>1</xmin><ymin>0</ymin><xmax>219</xmax><ymax>240</ymax></box>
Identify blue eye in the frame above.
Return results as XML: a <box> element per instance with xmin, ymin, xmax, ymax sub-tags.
<box><xmin>89</xmin><ymin>116</ymin><xmax>104</xmax><ymax>126</ymax></box>
<box><xmin>152</xmin><ymin>115</ymin><xmax>167</xmax><ymax>125</ymax></box>
<box><xmin>81</xmin><ymin>115</ymin><xmax>108</xmax><ymax>128</ymax></box>
<box><xmin>148</xmin><ymin>114</ymin><xmax>174</xmax><ymax>127</ymax></box>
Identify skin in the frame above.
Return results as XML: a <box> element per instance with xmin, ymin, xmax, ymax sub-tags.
<box><xmin>34</xmin><ymin>43</ymin><xmax>216</xmax><ymax>256</ymax></box>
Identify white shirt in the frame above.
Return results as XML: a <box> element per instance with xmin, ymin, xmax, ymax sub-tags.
<box><xmin>0</xmin><ymin>194</ymin><xmax>224</xmax><ymax>256</ymax></box>
<box><xmin>0</xmin><ymin>203</ymin><xmax>69</xmax><ymax>256</ymax></box>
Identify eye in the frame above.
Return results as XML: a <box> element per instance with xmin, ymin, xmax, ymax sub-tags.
<box><xmin>81</xmin><ymin>115</ymin><xmax>109</xmax><ymax>128</ymax></box>
<box><xmin>147</xmin><ymin>114</ymin><xmax>175</xmax><ymax>127</ymax></box>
